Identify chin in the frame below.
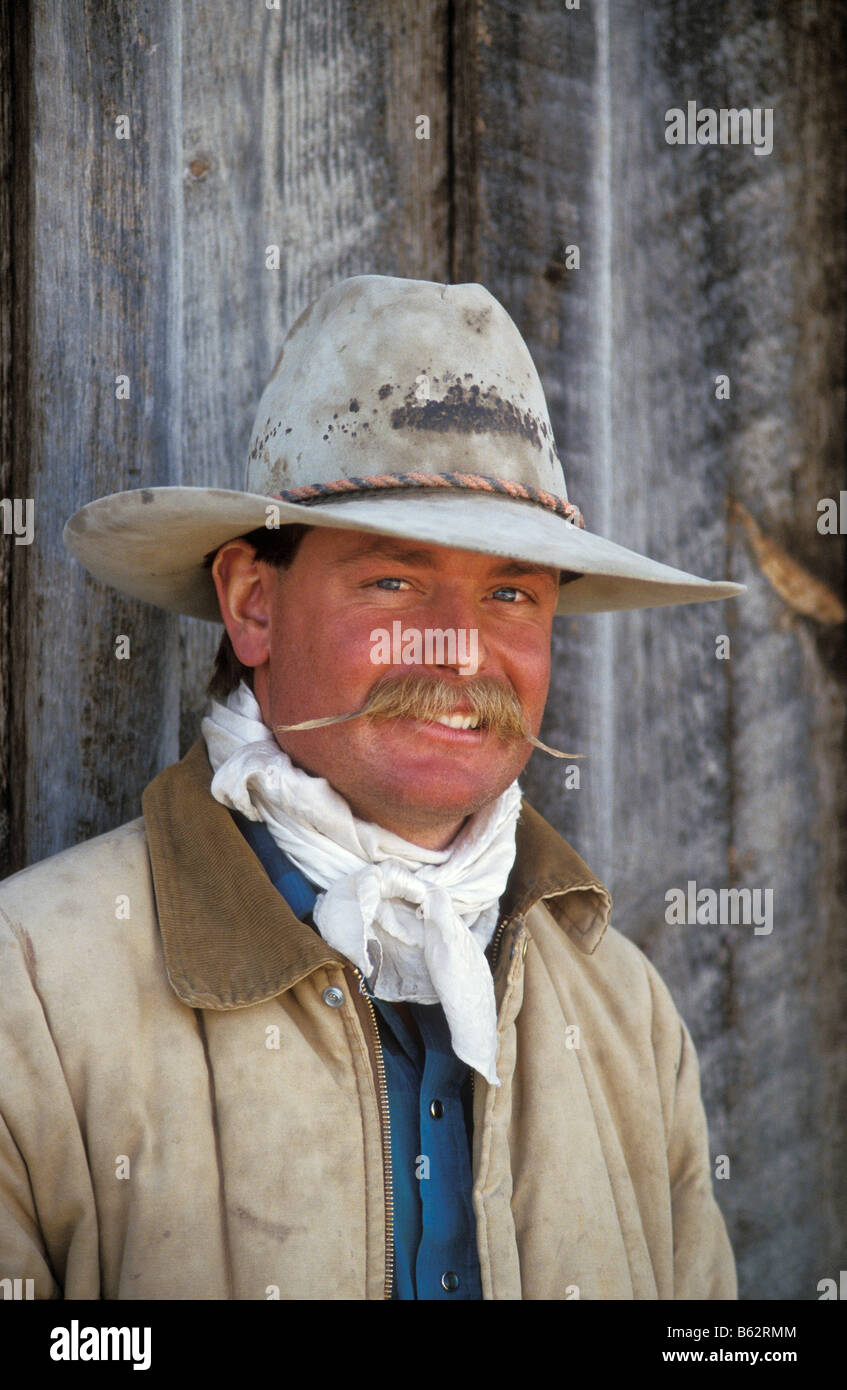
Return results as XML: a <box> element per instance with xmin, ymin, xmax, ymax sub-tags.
<box><xmin>375</xmin><ymin>772</ymin><xmax>516</xmax><ymax>826</ymax></box>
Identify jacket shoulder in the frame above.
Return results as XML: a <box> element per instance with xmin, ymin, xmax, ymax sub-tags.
<box><xmin>0</xmin><ymin>816</ymin><xmax>148</xmax><ymax>891</ymax></box>
<box><xmin>0</xmin><ymin>818</ymin><xmax>152</xmax><ymax>950</ymax></box>
<box><xmin>514</xmin><ymin>802</ymin><xmax>680</xmax><ymax>1033</ymax></box>
<box><xmin>529</xmin><ymin>897</ymin><xmax>661</xmax><ymax>990</ymax></box>
<box><xmin>527</xmin><ymin>899</ymin><xmax>689</xmax><ymax>1066</ymax></box>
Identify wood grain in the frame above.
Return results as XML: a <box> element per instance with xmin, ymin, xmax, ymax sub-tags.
<box><xmin>454</xmin><ymin>0</ymin><xmax>847</xmax><ymax>1298</ymax></box>
<box><xmin>13</xmin><ymin>0</ymin><xmax>183</xmax><ymax>866</ymax></box>
<box><xmin>0</xmin><ymin>0</ymin><xmax>13</xmax><ymax>873</ymax></box>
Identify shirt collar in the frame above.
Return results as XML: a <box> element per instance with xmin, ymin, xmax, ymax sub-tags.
<box><xmin>142</xmin><ymin>740</ymin><xmax>612</xmax><ymax>1011</ymax></box>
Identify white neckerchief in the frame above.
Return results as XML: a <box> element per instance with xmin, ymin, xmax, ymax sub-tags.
<box><xmin>201</xmin><ymin>682</ymin><xmax>522</xmax><ymax>1083</ymax></box>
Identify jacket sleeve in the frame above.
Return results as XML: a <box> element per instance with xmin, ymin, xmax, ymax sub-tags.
<box><xmin>661</xmin><ymin>1003</ymin><xmax>737</xmax><ymax>1299</ymax></box>
<box><xmin>0</xmin><ymin>904</ymin><xmax>99</xmax><ymax>1299</ymax></box>
<box><xmin>0</xmin><ymin>1108</ymin><xmax>59</xmax><ymax>1297</ymax></box>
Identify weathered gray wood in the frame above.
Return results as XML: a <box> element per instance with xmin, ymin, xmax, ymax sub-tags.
<box><xmin>598</xmin><ymin>0</ymin><xmax>744</xmax><ymax>1232</ymax></box>
<box><xmin>177</xmin><ymin>0</ymin><xmax>450</xmax><ymax>750</ymax></box>
<box><xmin>15</xmin><ymin>0</ymin><xmax>183</xmax><ymax>867</ymax></box>
<box><xmin>0</xmin><ymin>0</ymin><xmax>14</xmax><ymax>875</ymax></box>
<box><xmin>614</xmin><ymin>0</ymin><xmax>847</xmax><ymax>1300</ymax></box>
<box><xmin>718</xmin><ymin>0</ymin><xmax>847</xmax><ymax>1297</ymax></box>
<box><xmin>454</xmin><ymin>0</ymin><xmax>847</xmax><ymax>1298</ymax></box>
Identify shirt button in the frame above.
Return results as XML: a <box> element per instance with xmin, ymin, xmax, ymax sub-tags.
<box><xmin>321</xmin><ymin>985</ymin><xmax>345</xmax><ymax>1008</ymax></box>
<box><xmin>429</xmin><ymin>1099</ymin><xmax>444</xmax><ymax>1119</ymax></box>
<box><xmin>441</xmin><ymin>1271</ymin><xmax>460</xmax><ymax>1292</ymax></box>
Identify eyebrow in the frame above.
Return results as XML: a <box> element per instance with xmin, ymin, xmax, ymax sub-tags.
<box><xmin>332</xmin><ymin>542</ymin><xmax>559</xmax><ymax>580</ymax></box>
<box><xmin>332</xmin><ymin>543</ymin><xmax>443</xmax><ymax>569</ymax></box>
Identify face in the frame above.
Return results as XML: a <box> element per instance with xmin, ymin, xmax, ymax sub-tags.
<box><xmin>228</xmin><ymin>527</ymin><xmax>559</xmax><ymax>849</ymax></box>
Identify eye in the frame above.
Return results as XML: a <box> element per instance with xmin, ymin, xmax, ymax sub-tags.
<box><xmin>490</xmin><ymin>586</ymin><xmax>530</xmax><ymax>603</ymax></box>
<box><xmin>373</xmin><ymin>576</ymin><xmax>410</xmax><ymax>591</ymax></box>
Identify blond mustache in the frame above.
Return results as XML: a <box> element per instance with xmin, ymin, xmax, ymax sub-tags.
<box><xmin>273</xmin><ymin>674</ymin><xmax>583</xmax><ymax>760</ymax></box>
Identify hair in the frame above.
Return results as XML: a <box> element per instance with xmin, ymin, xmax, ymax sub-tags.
<box><xmin>205</xmin><ymin>524</ymin><xmax>312</xmax><ymax>699</ymax></box>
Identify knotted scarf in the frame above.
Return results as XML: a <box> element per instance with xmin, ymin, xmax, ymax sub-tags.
<box><xmin>201</xmin><ymin>681</ymin><xmax>523</xmax><ymax>1083</ymax></box>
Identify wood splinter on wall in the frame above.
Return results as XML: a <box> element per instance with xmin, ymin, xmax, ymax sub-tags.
<box><xmin>729</xmin><ymin>499</ymin><xmax>846</xmax><ymax>626</ymax></box>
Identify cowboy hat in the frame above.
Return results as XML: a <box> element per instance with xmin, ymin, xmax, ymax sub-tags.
<box><xmin>63</xmin><ymin>274</ymin><xmax>743</xmax><ymax>619</ymax></box>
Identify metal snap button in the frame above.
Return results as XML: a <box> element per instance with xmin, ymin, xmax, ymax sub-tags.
<box><xmin>321</xmin><ymin>985</ymin><xmax>345</xmax><ymax>1008</ymax></box>
<box><xmin>441</xmin><ymin>1271</ymin><xmax>460</xmax><ymax>1292</ymax></box>
<box><xmin>429</xmin><ymin>1099</ymin><xmax>444</xmax><ymax>1119</ymax></box>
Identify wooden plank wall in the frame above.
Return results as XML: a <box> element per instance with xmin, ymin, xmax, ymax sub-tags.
<box><xmin>2</xmin><ymin>0</ymin><xmax>845</xmax><ymax>1299</ymax></box>
<box><xmin>458</xmin><ymin>0</ymin><xmax>847</xmax><ymax>1297</ymax></box>
<box><xmin>0</xmin><ymin>0</ymin><xmax>13</xmax><ymax>873</ymax></box>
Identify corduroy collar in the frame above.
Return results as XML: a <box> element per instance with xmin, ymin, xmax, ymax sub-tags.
<box><xmin>142</xmin><ymin>740</ymin><xmax>612</xmax><ymax>1011</ymax></box>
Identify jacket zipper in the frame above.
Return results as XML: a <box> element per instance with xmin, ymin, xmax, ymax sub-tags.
<box><xmin>351</xmin><ymin>967</ymin><xmax>395</xmax><ymax>1300</ymax></box>
<box><xmin>489</xmin><ymin>914</ymin><xmax>513</xmax><ymax>969</ymax></box>
<box><xmin>350</xmin><ymin>916</ymin><xmax>518</xmax><ymax>1292</ymax></box>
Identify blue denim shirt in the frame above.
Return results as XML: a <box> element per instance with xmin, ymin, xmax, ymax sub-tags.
<box><xmin>232</xmin><ymin>810</ymin><xmax>483</xmax><ymax>1300</ymax></box>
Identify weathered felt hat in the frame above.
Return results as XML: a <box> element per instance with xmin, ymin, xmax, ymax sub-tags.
<box><xmin>64</xmin><ymin>274</ymin><xmax>742</xmax><ymax>619</ymax></box>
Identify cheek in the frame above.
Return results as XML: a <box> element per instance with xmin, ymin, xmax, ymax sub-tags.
<box><xmin>506</xmin><ymin>634</ymin><xmax>552</xmax><ymax>714</ymax></box>
<box><xmin>325</xmin><ymin>612</ymin><xmax>388</xmax><ymax>677</ymax></box>
<box><xmin>280</xmin><ymin>605</ymin><xmax>386</xmax><ymax>689</ymax></box>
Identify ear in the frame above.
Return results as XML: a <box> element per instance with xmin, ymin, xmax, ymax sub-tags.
<box><xmin>210</xmin><ymin>540</ymin><xmax>274</xmax><ymax>670</ymax></box>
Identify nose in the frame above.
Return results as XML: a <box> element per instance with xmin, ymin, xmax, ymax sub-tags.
<box><xmin>414</xmin><ymin>585</ymin><xmax>486</xmax><ymax>677</ymax></box>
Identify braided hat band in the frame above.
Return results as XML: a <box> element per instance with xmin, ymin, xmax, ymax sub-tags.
<box><xmin>273</xmin><ymin>471</ymin><xmax>585</xmax><ymax>528</ymax></box>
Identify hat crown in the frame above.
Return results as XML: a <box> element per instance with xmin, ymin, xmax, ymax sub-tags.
<box><xmin>245</xmin><ymin>275</ymin><xmax>568</xmax><ymax>501</ymax></box>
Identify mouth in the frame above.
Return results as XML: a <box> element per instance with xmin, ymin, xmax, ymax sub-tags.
<box><xmin>404</xmin><ymin>711</ymin><xmax>491</xmax><ymax>744</ymax></box>
<box><xmin>430</xmin><ymin>713</ymin><xmax>483</xmax><ymax>731</ymax></box>
<box><xmin>273</xmin><ymin>676</ymin><xmax>579</xmax><ymax>759</ymax></box>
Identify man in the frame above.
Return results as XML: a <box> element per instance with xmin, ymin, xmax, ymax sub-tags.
<box><xmin>0</xmin><ymin>275</ymin><xmax>739</xmax><ymax>1299</ymax></box>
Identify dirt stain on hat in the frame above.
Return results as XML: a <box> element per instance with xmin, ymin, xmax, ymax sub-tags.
<box><xmin>390</xmin><ymin>381</ymin><xmax>544</xmax><ymax>450</ymax></box>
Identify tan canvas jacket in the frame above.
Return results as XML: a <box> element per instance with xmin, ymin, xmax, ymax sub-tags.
<box><xmin>0</xmin><ymin>740</ymin><xmax>736</xmax><ymax>1300</ymax></box>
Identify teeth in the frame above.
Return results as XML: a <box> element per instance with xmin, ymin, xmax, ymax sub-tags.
<box><xmin>434</xmin><ymin>714</ymin><xmax>480</xmax><ymax>730</ymax></box>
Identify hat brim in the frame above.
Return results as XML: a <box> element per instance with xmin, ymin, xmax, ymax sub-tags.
<box><xmin>63</xmin><ymin>486</ymin><xmax>744</xmax><ymax>621</ymax></box>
